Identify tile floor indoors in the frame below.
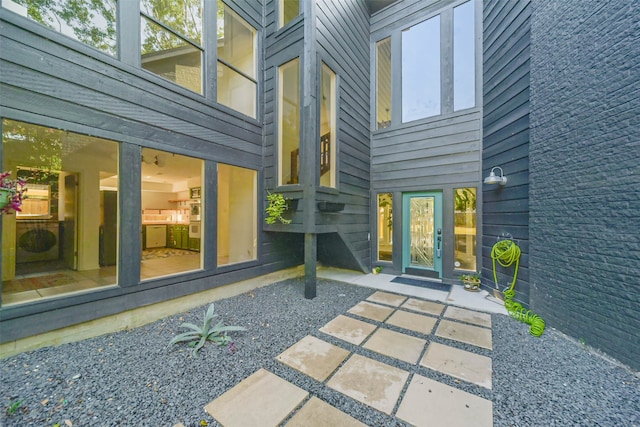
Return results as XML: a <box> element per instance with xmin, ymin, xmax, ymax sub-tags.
<box><xmin>176</xmin><ymin>272</ymin><xmax>507</xmax><ymax>427</ymax></box>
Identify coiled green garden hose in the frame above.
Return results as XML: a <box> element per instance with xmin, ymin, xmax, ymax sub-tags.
<box><xmin>491</xmin><ymin>240</ymin><xmax>546</xmax><ymax>337</ymax></box>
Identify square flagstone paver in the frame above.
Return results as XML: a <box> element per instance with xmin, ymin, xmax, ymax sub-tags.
<box><xmin>348</xmin><ymin>301</ymin><xmax>395</xmax><ymax>322</ymax></box>
<box><xmin>204</xmin><ymin>368</ymin><xmax>308</xmax><ymax>427</ymax></box>
<box><xmin>319</xmin><ymin>315</ymin><xmax>377</xmax><ymax>345</ymax></box>
<box><xmin>327</xmin><ymin>354</ymin><xmax>409</xmax><ymax>415</ymax></box>
<box><xmin>276</xmin><ymin>335</ymin><xmax>350</xmax><ymax>382</ymax></box>
<box><xmin>366</xmin><ymin>291</ymin><xmax>407</xmax><ymax>307</ymax></box>
<box><xmin>385</xmin><ymin>310</ymin><xmax>438</xmax><ymax>335</ymax></box>
<box><xmin>436</xmin><ymin>319</ymin><xmax>493</xmax><ymax>350</ymax></box>
<box><xmin>396</xmin><ymin>374</ymin><xmax>493</xmax><ymax>427</ymax></box>
<box><xmin>401</xmin><ymin>298</ymin><xmax>445</xmax><ymax>316</ymax></box>
<box><xmin>444</xmin><ymin>306</ymin><xmax>492</xmax><ymax>328</ymax></box>
<box><xmin>421</xmin><ymin>342</ymin><xmax>492</xmax><ymax>389</ymax></box>
<box><xmin>285</xmin><ymin>397</ymin><xmax>367</xmax><ymax>427</ymax></box>
<box><xmin>363</xmin><ymin>328</ymin><xmax>427</xmax><ymax>364</ymax></box>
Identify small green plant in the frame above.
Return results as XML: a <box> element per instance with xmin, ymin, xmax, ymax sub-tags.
<box><xmin>5</xmin><ymin>399</ymin><xmax>23</xmax><ymax>416</ymax></box>
<box><xmin>579</xmin><ymin>338</ymin><xmax>587</xmax><ymax>346</ymax></box>
<box><xmin>265</xmin><ymin>191</ymin><xmax>292</xmax><ymax>224</ymax></box>
<box><xmin>372</xmin><ymin>266</ymin><xmax>383</xmax><ymax>274</ymax></box>
<box><xmin>169</xmin><ymin>304</ymin><xmax>246</xmax><ymax>357</ymax></box>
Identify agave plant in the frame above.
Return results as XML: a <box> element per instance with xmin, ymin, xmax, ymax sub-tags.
<box><xmin>169</xmin><ymin>303</ymin><xmax>246</xmax><ymax>357</ymax></box>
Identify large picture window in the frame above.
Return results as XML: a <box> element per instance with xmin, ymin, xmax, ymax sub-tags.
<box><xmin>217</xmin><ymin>0</ymin><xmax>257</xmax><ymax>118</ymax></box>
<box><xmin>140</xmin><ymin>148</ymin><xmax>203</xmax><ymax>281</ymax></box>
<box><xmin>278</xmin><ymin>58</ymin><xmax>300</xmax><ymax>186</ymax></box>
<box><xmin>217</xmin><ymin>164</ymin><xmax>257</xmax><ymax>266</ymax></box>
<box><xmin>2</xmin><ymin>119</ymin><xmax>118</xmax><ymax>305</ymax></box>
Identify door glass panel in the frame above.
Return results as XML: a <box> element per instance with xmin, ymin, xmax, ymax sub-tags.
<box><xmin>409</xmin><ymin>196</ymin><xmax>434</xmax><ymax>268</ymax></box>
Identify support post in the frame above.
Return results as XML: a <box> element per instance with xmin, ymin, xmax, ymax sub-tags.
<box><xmin>304</xmin><ymin>233</ymin><xmax>317</xmax><ymax>299</ymax></box>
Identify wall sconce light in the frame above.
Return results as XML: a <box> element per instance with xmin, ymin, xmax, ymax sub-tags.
<box><xmin>484</xmin><ymin>166</ymin><xmax>507</xmax><ymax>186</ymax></box>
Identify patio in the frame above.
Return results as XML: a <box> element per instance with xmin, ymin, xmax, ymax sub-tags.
<box><xmin>1</xmin><ymin>273</ymin><xmax>638</xmax><ymax>426</ymax></box>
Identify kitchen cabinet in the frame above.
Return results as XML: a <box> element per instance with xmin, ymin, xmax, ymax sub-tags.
<box><xmin>188</xmin><ymin>237</ymin><xmax>200</xmax><ymax>252</ymax></box>
<box><xmin>168</xmin><ymin>225</ymin><xmax>189</xmax><ymax>249</ymax></box>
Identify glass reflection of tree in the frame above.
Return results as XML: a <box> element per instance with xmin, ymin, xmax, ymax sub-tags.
<box><xmin>14</xmin><ymin>0</ymin><xmax>117</xmax><ymax>55</ymax></box>
<box><xmin>141</xmin><ymin>0</ymin><xmax>203</xmax><ymax>54</ymax></box>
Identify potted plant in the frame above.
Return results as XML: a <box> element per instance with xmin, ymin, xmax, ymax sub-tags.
<box><xmin>372</xmin><ymin>266</ymin><xmax>383</xmax><ymax>275</ymax></box>
<box><xmin>461</xmin><ymin>272</ymin><xmax>481</xmax><ymax>291</ymax></box>
<box><xmin>0</xmin><ymin>171</ymin><xmax>27</xmax><ymax>214</ymax></box>
<box><xmin>265</xmin><ymin>191</ymin><xmax>292</xmax><ymax>224</ymax></box>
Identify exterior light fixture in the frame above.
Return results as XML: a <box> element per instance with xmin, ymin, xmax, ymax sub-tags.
<box><xmin>484</xmin><ymin>166</ymin><xmax>507</xmax><ymax>186</ymax></box>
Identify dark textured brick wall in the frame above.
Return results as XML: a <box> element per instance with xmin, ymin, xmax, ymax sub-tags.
<box><xmin>529</xmin><ymin>0</ymin><xmax>640</xmax><ymax>370</ymax></box>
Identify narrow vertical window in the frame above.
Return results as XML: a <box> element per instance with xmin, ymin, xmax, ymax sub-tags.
<box><xmin>279</xmin><ymin>0</ymin><xmax>300</xmax><ymax>28</ymax></box>
<box><xmin>217</xmin><ymin>164</ymin><xmax>257</xmax><ymax>266</ymax></box>
<box><xmin>376</xmin><ymin>37</ymin><xmax>392</xmax><ymax>129</ymax></box>
<box><xmin>141</xmin><ymin>148</ymin><xmax>203</xmax><ymax>280</ymax></box>
<box><xmin>320</xmin><ymin>63</ymin><xmax>336</xmax><ymax>188</ymax></box>
<box><xmin>217</xmin><ymin>1</ymin><xmax>257</xmax><ymax>118</ymax></box>
<box><xmin>453</xmin><ymin>0</ymin><xmax>476</xmax><ymax>111</ymax></box>
<box><xmin>377</xmin><ymin>193</ymin><xmax>393</xmax><ymax>261</ymax></box>
<box><xmin>454</xmin><ymin>188</ymin><xmax>476</xmax><ymax>271</ymax></box>
<box><xmin>402</xmin><ymin>15</ymin><xmax>440</xmax><ymax>122</ymax></box>
<box><xmin>278</xmin><ymin>58</ymin><xmax>300</xmax><ymax>186</ymax></box>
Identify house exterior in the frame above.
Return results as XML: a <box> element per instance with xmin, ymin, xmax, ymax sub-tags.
<box><xmin>0</xmin><ymin>0</ymin><xmax>637</xmax><ymax>371</ymax></box>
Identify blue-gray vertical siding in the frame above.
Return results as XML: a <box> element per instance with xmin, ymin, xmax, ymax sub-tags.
<box><xmin>482</xmin><ymin>0</ymin><xmax>531</xmax><ymax>302</ymax></box>
<box><xmin>529</xmin><ymin>0</ymin><xmax>640</xmax><ymax>371</ymax></box>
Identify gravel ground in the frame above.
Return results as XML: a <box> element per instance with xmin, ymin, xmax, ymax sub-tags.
<box><xmin>1</xmin><ymin>278</ymin><xmax>638</xmax><ymax>427</ymax></box>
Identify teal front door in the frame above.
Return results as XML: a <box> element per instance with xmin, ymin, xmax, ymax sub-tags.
<box><xmin>402</xmin><ymin>192</ymin><xmax>443</xmax><ymax>278</ymax></box>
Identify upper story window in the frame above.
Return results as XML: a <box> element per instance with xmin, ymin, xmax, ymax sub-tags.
<box><xmin>453</xmin><ymin>0</ymin><xmax>476</xmax><ymax>111</ymax></box>
<box><xmin>279</xmin><ymin>0</ymin><xmax>299</xmax><ymax>28</ymax></box>
<box><xmin>374</xmin><ymin>0</ymin><xmax>477</xmax><ymax>128</ymax></box>
<box><xmin>402</xmin><ymin>15</ymin><xmax>441</xmax><ymax>122</ymax></box>
<box><xmin>140</xmin><ymin>0</ymin><xmax>203</xmax><ymax>94</ymax></box>
<box><xmin>217</xmin><ymin>0</ymin><xmax>257</xmax><ymax>118</ymax></box>
<box><xmin>376</xmin><ymin>37</ymin><xmax>391</xmax><ymax>129</ymax></box>
<box><xmin>5</xmin><ymin>0</ymin><xmax>117</xmax><ymax>56</ymax></box>
<box><xmin>320</xmin><ymin>62</ymin><xmax>336</xmax><ymax>188</ymax></box>
<box><xmin>278</xmin><ymin>58</ymin><xmax>300</xmax><ymax>186</ymax></box>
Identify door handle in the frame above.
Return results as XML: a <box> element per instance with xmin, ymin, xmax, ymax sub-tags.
<box><xmin>436</xmin><ymin>234</ymin><xmax>442</xmax><ymax>258</ymax></box>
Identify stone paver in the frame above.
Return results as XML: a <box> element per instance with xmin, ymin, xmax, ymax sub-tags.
<box><xmin>327</xmin><ymin>354</ymin><xmax>409</xmax><ymax>415</ymax></box>
<box><xmin>366</xmin><ymin>291</ymin><xmax>407</xmax><ymax>307</ymax></box>
<box><xmin>276</xmin><ymin>335</ymin><xmax>350</xmax><ymax>382</ymax></box>
<box><xmin>421</xmin><ymin>342</ymin><xmax>492</xmax><ymax>389</ymax></box>
<box><xmin>347</xmin><ymin>301</ymin><xmax>395</xmax><ymax>322</ymax></box>
<box><xmin>285</xmin><ymin>397</ymin><xmax>367</xmax><ymax>427</ymax></box>
<box><xmin>401</xmin><ymin>298</ymin><xmax>445</xmax><ymax>316</ymax></box>
<box><xmin>436</xmin><ymin>319</ymin><xmax>493</xmax><ymax>350</ymax></box>
<box><xmin>444</xmin><ymin>306</ymin><xmax>492</xmax><ymax>328</ymax></box>
<box><xmin>204</xmin><ymin>368</ymin><xmax>308</xmax><ymax>427</ymax></box>
<box><xmin>319</xmin><ymin>314</ymin><xmax>377</xmax><ymax>345</ymax></box>
<box><xmin>363</xmin><ymin>327</ymin><xmax>427</xmax><ymax>364</ymax></box>
<box><xmin>396</xmin><ymin>374</ymin><xmax>493</xmax><ymax>427</ymax></box>
<box><xmin>385</xmin><ymin>309</ymin><xmax>438</xmax><ymax>335</ymax></box>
